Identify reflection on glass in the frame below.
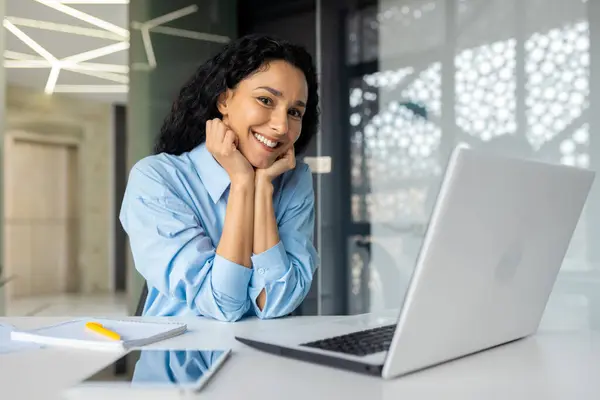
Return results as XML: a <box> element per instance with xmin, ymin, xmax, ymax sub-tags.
<box><xmin>132</xmin><ymin>350</ymin><xmax>225</xmax><ymax>387</ymax></box>
<box><xmin>343</xmin><ymin>0</ymin><xmax>597</xmax><ymax>330</ymax></box>
<box><xmin>82</xmin><ymin>349</ymin><xmax>227</xmax><ymax>388</ymax></box>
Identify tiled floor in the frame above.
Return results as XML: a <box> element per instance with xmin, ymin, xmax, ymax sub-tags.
<box><xmin>4</xmin><ymin>293</ymin><xmax>128</xmax><ymax>317</ymax></box>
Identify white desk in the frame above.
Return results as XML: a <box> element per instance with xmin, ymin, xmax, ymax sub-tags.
<box><xmin>1</xmin><ymin>316</ymin><xmax>599</xmax><ymax>399</ymax></box>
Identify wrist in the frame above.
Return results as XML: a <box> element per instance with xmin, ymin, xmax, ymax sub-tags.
<box><xmin>230</xmin><ymin>176</ymin><xmax>255</xmax><ymax>191</ymax></box>
<box><xmin>255</xmin><ymin>174</ymin><xmax>274</xmax><ymax>192</ymax></box>
<box><xmin>255</xmin><ymin>169</ymin><xmax>273</xmax><ymax>184</ymax></box>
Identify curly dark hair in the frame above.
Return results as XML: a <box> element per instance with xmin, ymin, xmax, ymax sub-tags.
<box><xmin>154</xmin><ymin>34</ymin><xmax>320</xmax><ymax>156</ymax></box>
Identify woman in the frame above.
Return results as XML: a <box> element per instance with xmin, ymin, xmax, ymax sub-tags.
<box><xmin>120</xmin><ymin>34</ymin><xmax>320</xmax><ymax>322</ymax></box>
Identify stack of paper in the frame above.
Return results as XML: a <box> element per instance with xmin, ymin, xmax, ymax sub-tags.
<box><xmin>10</xmin><ymin>318</ymin><xmax>187</xmax><ymax>351</ymax></box>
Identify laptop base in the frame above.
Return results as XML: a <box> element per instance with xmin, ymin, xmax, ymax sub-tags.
<box><xmin>235</xmin><ymin>336</ymin><xmax>384</xmax><ymax>377</ymax></box>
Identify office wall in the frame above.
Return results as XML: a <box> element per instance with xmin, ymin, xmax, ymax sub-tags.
<box><xmin>5</xmin><ymin>85</ymin><xmax>113</xmax><ymax>294</ymax></box>
<box><xmin>127</xmin><ymin>0</ymin><xmax>237</xmax><ymax>313</ymax></box>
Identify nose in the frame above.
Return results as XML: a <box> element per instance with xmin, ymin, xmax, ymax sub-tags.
<box><xmin>269</xmin><ymin>108</ymin><xmax>288</xmax><ymax>136</ymax></box>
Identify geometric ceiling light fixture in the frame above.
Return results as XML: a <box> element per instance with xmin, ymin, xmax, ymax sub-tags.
<box><xmin>55</xmin><ymin>40</ymin><xmax>130</xmax><ymax>90</ymax></box>
<box><xmin>4</xmin><ymin>50</ymin><xmax>128</xmax><ymax>89</ymax></box>
<box><xmin>61</xmin><ymin>65</ymin><xmax>128</xmax><ymax>84</ymax></box>
<box><xmin>4</xmin><ymin>0</ymin><xmax>129</xmax><ymax>94</ymax></box>
<box><xmin>34</xmin><ymin>0</ymin><xmax>129</xmax><ymax>38</ymax></box>
<box><xmin>4</xmin><ymin>16</ymin><xmax>124</xmax><ymax>40</ymax></box>
<box><xmin>52</xmin><ymin>84</ymin><xmax>128</xmax><ymax>93</ymax></box>
<box><xmin>5</xmin><ymin>50</ymin><xmax>128</xmax><ymax>73</ymax></box>
<box><xmin>2</xmin><ymin>24</ymin><xmax>56</xmax><ymax>63</ymax></box>
<box><xmin>130</xmin><ymin>4</ymin><xmax>230</xmax><ymax>71</ymax></box>
<box><xmin>3</xmin><ymin>19</ymin><xmax>61</xmax><ymax>93</ymax></box>
<box><xmin>4</xmin><ymin>1</ymin><xmax>232</xmax><ymax>94</ymax></box>
<box><xmin>130</xmin><ymin>5</ymin><xmax>199</xmax><ymax>70</ymax></box>
<box><xmin>61</xmin><ymin>41</ymin><xmax>129</xmax><ymax>64</ymax></box>
<box><xmin>54</xmin><ymin>1</ymin><xmax>129</xmax><ymax>4</ymax></box>
<box><xmin>3</xmin><ymin>18</ymin><xmax>129</xmax><ymax>94</ymax></box>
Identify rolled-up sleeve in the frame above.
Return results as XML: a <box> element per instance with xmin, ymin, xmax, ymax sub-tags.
<box><xmin>120</xmin><ymin>165</ymin><xmax>251</xmax><ymax>322</ymax></box>
<box><xmin>249</xmin><ymin>165</ymin><xmax>319</xmax><ymax>319</ymax></box>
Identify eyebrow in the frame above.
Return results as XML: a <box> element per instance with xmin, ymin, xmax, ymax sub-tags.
<box><xmin>256</xmin><ymin>86</ymin><xmax>306</xmax><ymax>108</ymax></box>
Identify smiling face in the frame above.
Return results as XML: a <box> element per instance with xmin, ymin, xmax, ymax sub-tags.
<box><xmin>217</xmin><ymin>60</ymin><xmax>309</xmax><ymax>169</ymax></box>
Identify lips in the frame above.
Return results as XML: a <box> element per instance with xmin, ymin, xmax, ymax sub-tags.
<box><xmin>252</xmin><ymin>131</ymin><xmax>282</xmax><ymax>151</ymax></box>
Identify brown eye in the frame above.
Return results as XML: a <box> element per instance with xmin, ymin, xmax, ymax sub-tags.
<box><xmin>258</xmin><ymin>97</ymin><xmax>273</xmax><ymax>106</ymax></box>
<box><xmin>289</xmin><ymin>108</ymin><xmax>302</xmax><ymax>118</ymax></box>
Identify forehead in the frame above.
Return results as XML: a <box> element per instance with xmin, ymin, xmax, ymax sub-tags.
<box><xmin>240</xmin><ymin>60</ymin><xmax>308</xmax><ymax>100</ymax></box>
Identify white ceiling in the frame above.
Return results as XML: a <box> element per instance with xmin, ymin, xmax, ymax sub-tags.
<box><xmin>5</xmin><ymin>0</ymin><xmax>129</xmax><ymax>104</ymax></box>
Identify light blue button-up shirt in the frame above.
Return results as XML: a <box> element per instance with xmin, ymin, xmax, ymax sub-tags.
<box><xmin>119</xmin><ymin>143</ymin><xmax>319</xmax><ymax>322</ymax></box>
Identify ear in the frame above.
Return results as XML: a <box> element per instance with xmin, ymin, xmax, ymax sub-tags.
<box><xmin>217</xmin><ymin>90</ymin><xmax>231</xmax><ymax>116</ymax></box>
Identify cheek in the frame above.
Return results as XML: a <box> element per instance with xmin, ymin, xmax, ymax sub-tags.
<box><xmin>241</xmin><ymin>102</ymin><xmax>270</xmax><ymax>126</ymax></box>
<box><xmin>244</xmin><ymin>105</ymin><xmax>267</xmax><ymax>123</ymax></box>
<box><xmin>227</xmin><ymin>102</ymin><xmax>266</xmax><ymax>133</ymax></box>
<box><xmin>289</xmin><ymin>124</ymin><xmax>302</xmax><ymax>144</ymax></box>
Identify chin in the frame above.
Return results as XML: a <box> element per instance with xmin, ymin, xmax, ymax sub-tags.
<box><xmin>251</xmin><ymin>159</ymin><xmax>274</xmax><ymax>169</ymax></box>
<box><xmin>245</xmin><ymin>153</ymin><xmax>275</xmax><ymax>170</ymax></box>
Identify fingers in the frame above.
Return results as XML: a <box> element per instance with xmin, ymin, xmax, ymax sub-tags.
<box><xmin>206</xmin><ymin>117</ymin><xmax>241</xmax><ymax>160</ymax></box>
<box><xmin>223</xmin><ymin>130</ymin><xmax>238</xmax><ymax>153</ymax></box>
<box><xmin>205</xmin><ymin>119</ymin><xmax>212</xmax><ymax>142</ymax></box>
<box><xmin>281</xmin><ymin>145</ymin><xmax>295</xmax><ymax>162</ymax></box>
<box><xmin>205</xmin><ymin>119</ymin><xmax>218</xmax><ymax>149</ymax></box>
<box><xmin>287</xmin><ymin>146</ymin><xmax>296</xmax><ymax>169</ymax></box>
<box><xmin>274</xmin><ymin>145</ymin><xmax>296</xmax><ymax>170</ymax></box>
<box><xmin>206</xmin><ymin>118</ymin><xmax>235</xmax><ymax>157</ymax></box>
<box><xmin>207</xmin><ymin>118</ymin><xmax>227</xmax><ymax>143</ymax></box>
<box><xmin>287</xmin><ymin>145</ymin><xmax>295</xmax><ymax>157</ymax></box>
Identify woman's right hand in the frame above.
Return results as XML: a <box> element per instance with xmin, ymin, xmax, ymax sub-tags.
<box><xmin>205</xmin><ymin>118</ymin><xmax>254</xmax><ymax>185</ymax></box>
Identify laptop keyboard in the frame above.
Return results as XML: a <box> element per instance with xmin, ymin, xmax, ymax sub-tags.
<box><xmin>300</xmin><ymin>324</ymin><xmax>396</xmax><ymax>357</ymax></box>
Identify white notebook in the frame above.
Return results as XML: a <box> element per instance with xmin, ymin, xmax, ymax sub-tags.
<box><xmin>1</xmin><ymin>323</ymin><xmax>42</xmax><ymax>354</ymax></box>
<box><xmin>10</xmin><ymin>318</ymin><xmax>187</xmax><ymax>351</ymax></box>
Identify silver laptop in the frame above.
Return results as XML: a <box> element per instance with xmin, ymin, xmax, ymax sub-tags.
<box><xmin>235</xmin><ymin>145</ymin><xmax>594</xmax><ymax>379</ymax></box>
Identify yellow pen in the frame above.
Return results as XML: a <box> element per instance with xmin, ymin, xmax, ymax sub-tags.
<box><xmin>85</xmin><ymin>322</ymin><xmax>121</xmax><ymax>341</ymax></box>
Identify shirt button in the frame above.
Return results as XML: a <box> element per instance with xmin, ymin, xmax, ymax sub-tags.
<box><xmin>258</xmin><ymin>268</ymin><xmax>266</xmax><ymax>275</ymax></box>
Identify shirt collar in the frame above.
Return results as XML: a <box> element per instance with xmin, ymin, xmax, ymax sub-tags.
<box><xmin>189</xmin><ymin>144</ymin><xmax>231</xmax><ymax>203</ymax></box>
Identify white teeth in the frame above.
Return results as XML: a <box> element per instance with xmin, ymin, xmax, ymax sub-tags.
<box><xmin>253</xmin><ymin>133</ymin><xmax>278</xmax><ymax>148</ymax></box>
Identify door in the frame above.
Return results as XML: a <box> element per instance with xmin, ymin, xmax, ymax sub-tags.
<box><xmin>4</xmin><ymin>133</ymin><xmax>79</xmax><ymax>298</ymax></box>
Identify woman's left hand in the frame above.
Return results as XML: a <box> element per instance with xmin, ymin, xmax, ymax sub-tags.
<box><xmin>255</xmin><ymin>146</ymin><xmax>296</xmax><ymax>183</ymax></box>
